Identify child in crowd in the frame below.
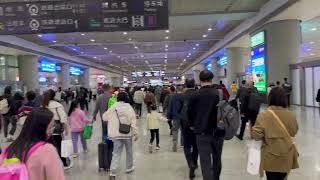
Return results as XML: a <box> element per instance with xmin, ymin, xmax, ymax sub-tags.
<box><xmin>68</xmin><ymin>100</ymin><xmax>91</xmax><ymax>158</ymax></box>
<box><xmin>146</xmin><ymin>105</ymin><xmax>167</xmax><ymax>153</ymax></box>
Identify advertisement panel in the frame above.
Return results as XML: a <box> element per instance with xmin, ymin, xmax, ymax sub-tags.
<box><xmin>251</xmin><ymin>43</ymin><xmax>266</xmax><ymax>92</ymax></box>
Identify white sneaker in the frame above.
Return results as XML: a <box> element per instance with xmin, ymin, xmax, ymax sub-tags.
<box><xmin>63</xmin><ymin>160</ymin><xmax>73</xmax><ymax>170</ymax></box>
<box><xmin>148</xmin><ymin>144</ymin><xmax>153</xmax><ymax>153</ymax></box>
<box><xmin>126</xmin><ymin>166</ymin><xmax>135</xmax><ymax>174</ymax></box>
<box><xmin>71</xmin><ymin>154</ymin><xmax>78</xmax><ymax>158</ymax></box>
<box><xmin>156</xmin><ymin>146</ymin><xmax>160</xmax><ymax>150</ymax></box>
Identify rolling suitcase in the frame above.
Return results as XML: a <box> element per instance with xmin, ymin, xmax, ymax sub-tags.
<box><xmin>98</xmin><ymin>142</ymin><xmax>113</xmax><ymax>171</ymax></box>
<box><xmin>98</xmin><ymin>121</ymin><xmax>113</xmax><ymax>171</ymax></box>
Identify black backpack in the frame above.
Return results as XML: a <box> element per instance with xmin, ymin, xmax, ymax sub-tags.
<box><xmin>217</xmin><ymin>100</ymin><xmax>240</xmax><ymax>140</ymax></box>
<box><xmin>248</xmin><ymin>92</ymin><xmax>262</xmax><ymax>112</ymax></box>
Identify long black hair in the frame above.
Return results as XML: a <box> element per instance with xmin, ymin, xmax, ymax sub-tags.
<box><xmin>6</xmin><ymin>108</ymin><xmax>54</xmax><ymax>162</ymax></box>
<box><xmin>68</xmin><ymin>100</ymin><xmax>80</xmax><ymax>116</ymax></box>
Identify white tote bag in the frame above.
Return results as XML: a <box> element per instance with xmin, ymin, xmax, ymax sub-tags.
<box><xmin>61</xmin><ymin>139</ymin><xmax>73</xmax><ymax>158</ymax></box>
<box><xmin>247</xmin><ymin>140</ymin><xmax>262</xmax><ymax>175</ymax></box>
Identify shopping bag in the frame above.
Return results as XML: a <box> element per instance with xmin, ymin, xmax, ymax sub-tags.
<box><xmin>61</xmin><ymin>139</ymin><xmax>73</xmax><ymax>158</ymax></box>
<box><xmin>243</xmin><ymin>122</ymin><xmax>251</xmax><ymax>140</ymax></box>
<box><xmin>247</xmin><ymin>140</ymin><xmax>262</xmax><ymax>175</ymax></box>
<box><xmin>83</xmin><ymin>124</ymin><xmax>93</xmax><ymax>139</ymax></box>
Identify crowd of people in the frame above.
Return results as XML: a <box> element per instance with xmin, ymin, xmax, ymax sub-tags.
<box><xmin>0</xmin><ymin>70</ymin><xmax>301</xmax><ymax>180</ymax></box>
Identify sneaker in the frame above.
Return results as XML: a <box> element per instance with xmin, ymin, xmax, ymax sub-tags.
<box><xmin>71</xmin><ymin>154</ymin><xmax>78</xmax><ymax>158</ymax></box>
<box><xmin>172</xmin><ymin>145</ymin><xmax>177</xmax><ymax>152</ymax></box>
<box><xmin>149</xmin><ymin>144</ymin><xmax>153</xmax><ymax>153</ymax></box>
<box><xmin>83</xmin><ymin>149</ymin><xmax>88</xmax><ymax>153</ymax></box>
<box><xmin>189</xmin><ymin>166</ymin><xmax>196</xmax><ymax>179</ymax></box>
<box><xmin>109</xmin><ymin>175</ymin><xmax>116</xmax><ymax>180</ymax></box>
<box><xmin>126</xmin><ymin>166</ymin><xmax>135</xmax><ymax>174</ymax></box>
<box><xmin>63</xmin><ymin>160</ymin><xmax>73</xmax><ymax>170</ymax></box>
<box><xmin>156</xmin><ymin>146</ymin><xmax>160</xmax><ymax>150</ymax></box>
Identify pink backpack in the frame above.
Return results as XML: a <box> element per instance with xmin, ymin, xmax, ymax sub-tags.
<box><xmin>0</xmin><ymin>142</ymin><xmax>46</xmax><ymax>180</ymax></box>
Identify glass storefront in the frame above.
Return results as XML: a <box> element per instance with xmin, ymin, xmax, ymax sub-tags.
<box><xmin>0</xmin><ymin>55</ymin><xmax>23</xmax><ymax>94</ymax></box>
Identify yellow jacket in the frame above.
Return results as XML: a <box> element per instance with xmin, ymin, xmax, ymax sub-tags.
<box><xmin>231</xmin><ymin>84</ymin><xmax>238</xmax><ymax>93</ymax></box>
<box><xmin>252</xmin><ymin>106</ymin><xmax>299</xmax><ymax>176</ymax></box>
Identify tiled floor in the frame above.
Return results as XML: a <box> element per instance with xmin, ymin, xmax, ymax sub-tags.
<box><xmin>1</xmin><ymin>103</ymin><xmax>320</xmax><ymax>180</ymax></box>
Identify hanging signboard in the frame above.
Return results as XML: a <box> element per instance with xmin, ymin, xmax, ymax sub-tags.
<box><xmin>0</xmin><ymin>0</ymin><xmax>169</xmax><ymax>35</ymax></box>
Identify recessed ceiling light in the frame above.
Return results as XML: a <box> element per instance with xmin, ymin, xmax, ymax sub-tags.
<box><xmin>123</xmin><ymin>32</ymin><xmax>127</xmax><ymax>35</ymax></box>
<box><xmin>310</xmin><ymin>53</ymin><xmax>315</xmax><ymax>56</ymax></box>
<box><xmin>208</xmin><ymin>28</ymin><xmax>212</xmax><ymax>31</ymax></box>
<box><xmin>72</xmin><ymin>48</ymin><xmax>76</xmax><ymax>51</ymax></box>
<box><xmin>104</xmin><ymin>47</ymin><xmax>108</xmax><ymax>50</ymax></box>
<box><xmin>134</xmin><ymin>46</ymin><xmax>138</xmax><ymax>49</ymax></box>
<box><xmin>196</xmin><ymin>44</ymin><xmax>199</xmax><ymax>47</ymax></box>
<box><xmin>202</xmin><ymin>34</ymin><xmax>207</xmax><ymax>38</ymax></box>
<box><xmin>183</xmin><ymin>59</ymin><xmax>186</xmax><ymax>62</ymax></box>
<box><xmin>187</xmin><ymin>56</ymin><xmax>190</xmax><ymax>58</ymax></box>
<box><xmin>81</xmin><ymin>52</ymin><xmax>84</xmax><ymax>54</ymax></box>
<box><xmin>81</xmin><ymin>33</ymin><xmax>85</xmax><ymax>36</ymax></box>
<box><xmin>165</xmin><ymin>30</ymin><xmax>170</xmax><ymax>33</ymax></box>
<box><xmin>165</xmin><ymin>44</ymin><xmax>168</xmax><ymax>48</ymax></box>
<box><xmin>307</xmin><ymin>48</ymin><xmax>311</xmax><ymax>51</ymax></box>
<box><xmin>117</xmin><ymin>56</ymin><xmax>121</xmax><ymax>58</ymax></box>
<box><xmin>109</xmin><ymin>50</ymin><xmax>113</xmax><ymax>53</ymax></box>
<box><xmin>193</xmin><ymin>47</ymin><xmax>196</xmax><ymax>50</ymax></box>
<box><xmin>94</xmin><ymin>57</ymin><xmax>97</xmax><ymax>59</ymax></box>
<box><xmin>311</xmin><ymin>28</ymin><xmax>317</xmax><ymax>31</ymax></box>
<box><xmin>141</xmin><ymin>55</ymin><xmax>144</xmax><ymax>58</ymax></box>
<box><xmin>52</xmin><ymin>40</ymin><xmax>57</xmax><ymax>43</ymax></box>
<box><xmin>165</xmin><ymin>36</ymin><xmax>169</xmax><ymax>39</ymax></box>
<box><xmin>128</xmin><ymin>38</ymin><xmax>132</xmax><ymax>41</ymax></box>
<box><xmin>37</xmin><ymin>34</ymin><xmax>42</xmax><ymax>37</ymax></box>
<box><xmin>165</xmin><ymin>49</ymin><xmax>168</xmax><ymax>51</ymax></box>
<box><xmin>310</xmin><ymin>41</ymin><xmax>315</xmax><ymax>44</ymax></box>
<box><xmin>90</xmin><ymin>39</ymin><xmax>95</xmax><ymax>42</ymax></box>
<box><xmin>188</xmin><ymin>53</ymin><xmax>192</xmax><ymax>56</ymax></box>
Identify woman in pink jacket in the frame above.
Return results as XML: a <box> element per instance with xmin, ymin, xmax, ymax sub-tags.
<box><xmin>68</xmin><ymin>100</ymin><xmax>91</xmax><ymax>157</ymax></box>
<box><xmin>0</xmin><ymin>107</ymin><xmax>65</xmax><ymax>180</ymax></box>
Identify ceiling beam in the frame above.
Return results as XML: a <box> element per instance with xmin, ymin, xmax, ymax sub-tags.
<box><xmin>0</xmin><ymin>35</ymin><xmax>122</xmax><ymax>74</ymax></box>
<box><xmin>182</xmin><ymin>0</ymin><xmax>299</xmax><ymax>73</ymax></box>
<box><xmin>170</xmin><ymin>10</ymin><xmax>258</xmax><ymax>17</ymax></box>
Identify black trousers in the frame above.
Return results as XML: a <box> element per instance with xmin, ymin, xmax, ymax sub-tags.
<box><xmin>150</xmin><ymin>129</ymin><xmax>159</xmax><ymax>145</ymax></box>
<box><xmin>287</xmin><ymin>95</ymin><xmax>291</xmax><ymax>107</ymax></box>
<box><xmin>238</xmin><ymin>111</ymin><xmax>258</xmax><ymax>139</ymax></box>
<box><xmin>182</xmin><ymin>128</ymin><xmax>198</xmax><ymax>168</ymax></box>
<box><xmin>135</xmin><ymin>103</ymin><xmax>142</xmax><ymax>117</ymax></box>
<box><xmin>3</xmin><ymin>115</ymin><xmax>17</xmax><ymax>138</ymax></box>
<box><xmin>49</xmin><ymin>135</ymin><xmax>68</xmax><ymax>167</ymax></box>
<box><xmin>266</xmin><ymin>171</ymin><xmax>287</xmax><ymax>180</ymax></box>
<box><xmin>196</xmin><ymin>135</ymin><xmax>224</xmax><ymax>180</ymax></box>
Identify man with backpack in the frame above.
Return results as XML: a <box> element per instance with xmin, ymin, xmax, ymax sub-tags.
<box><xmin>237</xmin><ymin>81</ymin><xmax>261</xmax><ymax>140</ymax></box>
<box><xmin>180</xmin><ymin>79</ymin><xmax>198</xmax><ymax>179</ymax></box>
<box><xmin>188</xmin><ymin>70</ymin><xmax>223</xmax><ymax>180</ymax></box>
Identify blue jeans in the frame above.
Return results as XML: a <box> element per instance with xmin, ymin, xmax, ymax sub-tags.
<box><xmin>110</xmin><ymin>138</ymin><xmax>133</xmax><ymax>174</ymax></box>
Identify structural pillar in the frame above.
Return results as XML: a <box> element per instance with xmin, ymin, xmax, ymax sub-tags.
<box><xmin>61</xmin><ymin>64</ymin><xmax>70</xmax><ymax>89</ymax></box>
<box><xmin>211</xmin><ymin>57</ymin><xmax>219</xmax><ymax>84</ymax></box>
<box><xmin>226</xmin><ymin>47</ymin><xmax>251</xmax><ymax>87</ymax></box>
<box><xmin>82</xmin><ymin>68</ymin><xmax>91</xmax><ymax>89</ymax></box>
<box><xmin>110</xmin><ymin>73</ymin><xmax>123</xmax><ymax>87</ymax></box>
<box><xmin>192</xmin><ymin>64</ymin><xmax>205</xmax><ymax>85</ymax></box>
<box><xmin>263</xmin><ymin>19</ymin><xmax>301</xmax><ymax>83</ymax></box>
<box><xmin>18</xmin><ymin>55</ymin><xmax>39</xmax><ymax>91</ymax></box>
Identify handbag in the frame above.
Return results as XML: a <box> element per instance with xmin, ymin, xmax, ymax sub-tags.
<box><xmin>61</xmin><ymin>139</ymin><xmax>73</xmax><ymax>158</ymax></box>
<box><xmin>115</xmin><ymin>109</ymin><xmax>131</xmax><ymax>134</ymax></box>
<box><xmin>247</xmin><ymin>140</ymin><xmax>262</xmax><ymax>175</ymax></box>
<box><xmin>53</xmin><ymin>108</ymin><xmax>64</xmax><ymax>134</ymax></box>
<box><xmin>83</xmin><ymin>123</ymin><xmax>93</xmax><ymax>139</ymax></box>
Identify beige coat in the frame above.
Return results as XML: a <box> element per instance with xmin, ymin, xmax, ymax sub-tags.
<box><xmin>252</xmin><ymin>106</ymin><xmax>299</xmax><ymax>176</ymax></box>
<box><xmin>146</xmin><ymin>111</ymin><xmax>167</xmax><ymax>130</ymax></box>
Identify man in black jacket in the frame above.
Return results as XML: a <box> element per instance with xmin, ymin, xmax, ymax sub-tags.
<box><xmin>188</xmin><ymin>70</ymin><xmax>223</xmax><ymax>180</ymax></box>
<box><xmin>181</xmin><ymin>79</ymin><xmax>198</xmax><ymax>179</ymax></box>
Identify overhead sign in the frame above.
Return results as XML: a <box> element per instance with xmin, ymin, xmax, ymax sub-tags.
<box><xmin>70</xmin><ymin>66</ymin><xmax>83</xmax><ymax>75</ymax></box>
<box><xmin>217</xmin><ymin>56</ymin><xmax>228</xmax><ymax>67</ymax></box>
<box><xmin>0</xmin><ymin>0</ymin><xmax>169</xmax><ymax>35</ymax></box>
<box><xmin>40</xmin><ymin>61</ymin><xmax>56</xmax><ymax>72</ymax></box>
<box><xmin>131</xmin><ymin>70</ymin><xmax>165</xmax><ymax>77</ymax></box>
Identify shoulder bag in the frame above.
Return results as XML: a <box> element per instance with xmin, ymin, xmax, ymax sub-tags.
<box><xmin>115</xmin><ymin>109</ymin><xmax>131</xmax><ymax>134</ymax></box>
<box><xmin>53</xmin><ymin>108</ymin><xmax>64</xmax><ymax>134</ymax></box>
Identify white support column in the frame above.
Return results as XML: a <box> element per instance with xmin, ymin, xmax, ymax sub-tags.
<box><xmin>192</xmin><ymin>64</ymin><xmax>205</xmax><ymax>85</ymax></box>
<box><xmin>82</xmin><ymin>68</ymin><xmax>91</xmax><ymax>89</ymax></box>
<box><xmin>18</xmin><ymin>55</ymin><xmax>39</xmax><ymax>91</ymax></box>
<box><xmin>211</xmin><ymin>57</ymin><xmax>219</xmax><ymax>84</ymax></box>
<box><xmin>61</xmin><ymin>64</ymin><xmax>70</xmax><ymax>89</ymax></box>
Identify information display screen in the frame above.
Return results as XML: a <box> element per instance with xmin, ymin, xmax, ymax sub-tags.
<box><xmin>206</xmin><ymin>63</ymin><xmax>212</xmax><ymax>70</ymax></box>
<box><xmin>40</xmin><ymin>61</ymin><xmax>56</xmax><ymax>72</ymax></box>
<box><xmin>217</xmin><ymin>56</ymin><xmax>228</xmax><ymax>67</ymax></box>
<box><xmin>70</xmin><ymin>66</ymin><xmax>83</xmax><ymax>75</ymax></box>
<box><xmin>251</xmin><ymin>31</ymin><xmax>266</xmax><ymax>92</ymax></box>
<box><xmin>131</xmin><ymin>71</ymin><xmax>164</xmax><ymax>77</ymax></box>
<box><xmin>0</xmin><ymin>0</ymin><xmax>169</xmax><ymax>35</ymax></box>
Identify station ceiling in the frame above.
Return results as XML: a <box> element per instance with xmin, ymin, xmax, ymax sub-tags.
<box><xmin>1</xmin><ymin>0</ymin><xmax>271</xmax><ymax>74</ymax></box>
